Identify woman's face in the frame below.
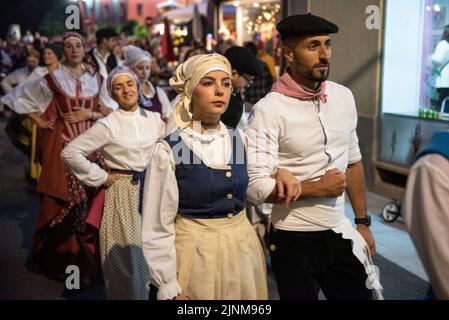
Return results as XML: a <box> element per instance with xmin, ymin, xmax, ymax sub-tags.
<box><xmin>133</xmin><ymin>60</ymin><xmax>151</xmax><ymax>83</ymax></box>
<box><xmin>43</xmin><ymin>48</ymin><xmax>58</xmax><ymax>67</ymax></box>
<box><xmin>191</xmin><ymin>70</ymin><xmax>232</xmax><ymax>121</ymax></box>
<box><xmin>63</xmin><ymin>37</ymin><xmax>85</xmax><ymax>65</ymax></box>
<box><xmin>111</xmin><ymin>74</ymin><xmax>139</xmax><ymax>110</ymax></box>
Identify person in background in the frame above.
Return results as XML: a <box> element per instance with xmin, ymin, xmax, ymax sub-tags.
<box><xmin>123</xmin><ymin>45</ymin><xmax>172</xmax><ymax>123</ymax></box>
<box><xmin>1</xmin><ymin>48</ymin><xmax>40</xmax><ymax>93</ymax></box>
<box><xmin>404</xmin><ymin>131</ymin><xmax>449</xmax><ymax>300</ymax></box>
<box><xmin>8</xmin><ymin>31</ymin><xmax>117</xmax><ymax>283</ymax></box>
<box><xmin>2</xmin><ymin>43</ymin><xmax>63</xmax><ymax>181</ymax></box>
<box><xmin>431</xmin><ymin>25</ymin><xmax>449</xmax><ymax>112</ymax></box>
<box><xmin>221</xmin><ymin>46</ymin><xmax>260</xmax><ymax>129</ymax></box>
<box><xmin>88</xmin><ymin>27</ymin><xmax>119</xmax><ymax>80</ymax></box>
<box><xmin>256</xmin><ymin>41</ymin><xmax>277</xmax><ymax>80</ymax></box>
<box><xmin>243</xmin><ymin>41</ymin><xmax>274</xmax><ymax>110</ymax></box>
<box><xmin>1</xmin><ymin>48</ymin><xmax>42</xmax><ymax>156</ymax></box>
<box><xmin>62</xmin><ymin>66</ymin><xmax>165</xmax><ymax>299</ymax></box>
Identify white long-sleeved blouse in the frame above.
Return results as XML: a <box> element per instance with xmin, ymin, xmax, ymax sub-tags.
<box><xmin>5</xmin><ymin>64</ymin><xmax>118</xmax><ymax>115</ymax></box>
<box><xmin>61</xmin><ymin>107</ymin><xmax>166</xmax><ymax>187</ymax></box>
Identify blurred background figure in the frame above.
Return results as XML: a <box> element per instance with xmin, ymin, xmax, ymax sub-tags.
<box><xmin>221</xmin><ymin>46</ymin><xmax>260</xmax><ymax>129</ymax></box>
<box><xmin>430</xmin><ymin>25</ymin><xmax>449</xmax><ymax>112</ymax></box>
<box><xmin>123</xmin><ymin>44</ymin><xmax>172</xmax><ymax>123</ymax></box>
<box><xmin>243</xmin><ymin>41</ymin><xmax>274</xmax><ymax>111</ymax></box>
<box><xmin>404</xmin><ymin>131</ymin><xmax>449</xmax><ymax>300</ymax></box>
<box><xmin>88</xmin><ymin>27</ymin><xmax>120</xmax><ymax>80</ymax></box>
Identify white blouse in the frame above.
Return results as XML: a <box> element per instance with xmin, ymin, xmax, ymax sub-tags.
<box><xmin>7</xmin><ymin>64</ymin><xmax>118</xmax><ymax>115</ymax></box>
<box><xmin>141</xmin><ymin>123</ymin><xmax>244</xmax><ymax>300</ymax></box>
<box><xmin>61</xmin><ymin>107</ymin><xmax>166</xmax><ymax>187</ymax></box>
<box><xmin>431</xmin><ymin>40</ymin><xmax>449</xmax><ymax>88</ymax></box>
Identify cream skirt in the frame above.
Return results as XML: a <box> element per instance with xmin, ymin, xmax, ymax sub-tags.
<box><xmin>175</xmin><ymin>211</ymin><xmax>268</xmax><ymax>300</ymax></box>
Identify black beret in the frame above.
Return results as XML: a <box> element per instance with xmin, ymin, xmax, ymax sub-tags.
<box><xmin>96</xmin><ymin>27</ymin><xmax>118</xmax><ymax>41</ymax></box>
<box><xmin>277</xmin><ymin>13</ymin><xmax>339</xmax><ymax>39</ymax></box>
<box><xmin>224</xmin><ymin>46</ymin><xmax>261</xmax><ymax>76</ymax></box>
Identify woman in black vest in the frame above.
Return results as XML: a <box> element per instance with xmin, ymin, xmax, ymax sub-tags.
<box><xmin>141</xmin><ymin>54</ymin><xmax>268</xmax><ymax>300</ymax></box>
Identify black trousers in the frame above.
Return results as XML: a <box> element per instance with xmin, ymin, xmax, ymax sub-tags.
<box><xmin>269</xmin><ymin>226</ymin><xmax>373</xmax><ymax>300</ymax></box>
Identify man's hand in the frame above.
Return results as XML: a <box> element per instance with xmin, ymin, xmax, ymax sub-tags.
<box><xmin>63</xmin><ymin>106</ymin><xmax>92</xmax><ymax>123</ymax></box>
<box><xmin>357</xmin><ymin>225</ymin><xmax>376</xmax><ymax>257</ymax></box>
<box><xmin>317</xmin><ymin>169</ymin><xmax>346</xmax><ymax>198</ymax></box>
<box><xmin>274</xmin><ymin>168</ymin><xmax>302</xmax><ymax>207</ymax></box>
<box><xmin>104</xmin><ymin>173</ymin><xmax>118</xmax><ymax>187</ymax></box>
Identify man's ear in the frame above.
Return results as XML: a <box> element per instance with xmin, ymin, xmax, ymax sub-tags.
<box><xmin>282</xmin><ymin>45</ymin><xmax>294</xmax><ymax>64</ymax></box>
<box><xmin>231</xmin><ymin>69</ymin><xmax>239</xmax><ymax>81</ymax></box>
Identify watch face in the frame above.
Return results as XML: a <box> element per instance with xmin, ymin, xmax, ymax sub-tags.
<box><xmin>356</xmin><ymin>215</ymin><xmax>371</xmax><ymax>226</ymax></box>
<box><xmin>366</xmin><ymin>215</ymin><xmax>371</xmax><ymax>226</ymax></box>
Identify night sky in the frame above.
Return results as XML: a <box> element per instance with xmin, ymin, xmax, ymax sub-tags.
<box><xmin>0</xmin><ymin>0</ymin><xmax>63</xmax><ymax>39</ymax></box>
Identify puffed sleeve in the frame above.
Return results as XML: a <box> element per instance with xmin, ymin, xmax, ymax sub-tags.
<box><xmin>2</xmin><ymin>76</ymin><xmax>53</xmax><ymax>115</ymax></box>
<box><xmin>141</xmin><ymin>141</ymin><xmax>182</xmax><ymax>300</ymax></box>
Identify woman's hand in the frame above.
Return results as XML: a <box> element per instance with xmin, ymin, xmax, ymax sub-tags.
<box><xmin>173</xmin><ymin>292</ymin><xmax>190</xmax><ymax>300</ymax></box>
<box><xmin>104</xmin><ymin>173</ymin><xmax>118</xmax><ymax>187</ymax></box>
<box><xmin>63</xmin><ymin>106</ymin><xmax>92</xmax><ymax>123</ymax></box>
<box><xmin>274</xmin><ymin>168</ymin><xmax>302</xmax><ymax>207</ymax></box>
<box><xmin>37</xmin><ymin>118</ymin><xmax>55</xmax><ymax>130</ymax></box>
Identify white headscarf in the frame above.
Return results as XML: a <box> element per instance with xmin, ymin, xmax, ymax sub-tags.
<box><xmin>122</xmin><ymin>45</ymin><xmax>152</xmax><ymax>69</ymax></box>
<box><xmin>169</xmin><ymin>53</ymin><xmax>232</xmax><ymax>129</ymax></box>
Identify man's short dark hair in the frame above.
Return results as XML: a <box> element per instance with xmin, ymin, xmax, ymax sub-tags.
<box><xmin>96</xmin><ymin>27</ymin><xmax>118</xmax><ymax>45</ymax></box>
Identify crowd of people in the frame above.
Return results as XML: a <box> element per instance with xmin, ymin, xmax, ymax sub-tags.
<box><xmin>5</xmin><ymin>12</ymin><xmax>446</xmax><ymax>301</ymax></box>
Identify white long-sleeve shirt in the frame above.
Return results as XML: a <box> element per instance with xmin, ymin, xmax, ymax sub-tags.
<box><xmin>404</xmin><ymin>153</ymin><xmax>449</xmax><ymax>299</ymax></box>
<box><xmin>244</xmin><ymin>82</ymin><xmax>384</xmax><ymax>297</ymax></box>
<box><xmin>141</xmin><ymin>123</ymin><xmax>243</xmax><ymax>300</ymax></box>
<box><xmin>245</xmin><ymin>81</ymin><xmax>362</xmax><ymax>231</ymax></box>
<box><xmin>431</xmin><ymin>40</ymin><xmax>449</xmax><ymax>88</ymax></box>
<box><xmin>61</xmin><ymin>107</ymin><xmax>166</xmax><ymax>187</ymax></box>
<box><xmin>3</xmin><ymin>64</ymin><xmax>118</xmax><ymax>115</ymax></box>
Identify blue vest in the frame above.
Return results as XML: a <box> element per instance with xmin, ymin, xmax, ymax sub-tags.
<box><xmin>415</xmin><ymin>131</ymin><xmax>449</xmax><ymax>162</ymax></box>
<box><xmin>164</xmin><ymin>128</ymin><xmax>248</xmax><ymax>219</ymax></box>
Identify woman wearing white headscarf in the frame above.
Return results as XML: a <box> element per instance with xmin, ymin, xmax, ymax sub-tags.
<box><xmin>141</xmin><ymin>54</ymin><xmax>268</xmax><ymax>300</ymax></box>
<box><xmin>62</xmin><ymin>66</ymin><xmax>166</xmax><ymax>299</ymax></box>
<box><xmin>123</xmin><ymin>44</ymin><xmax>172</xmax><ymax>122</ymax></box>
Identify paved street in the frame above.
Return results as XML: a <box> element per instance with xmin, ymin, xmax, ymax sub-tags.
<box><xmin>0</xmin><ymin>118</ymin><xmax>429</xmax><ymax>300</ymax></box>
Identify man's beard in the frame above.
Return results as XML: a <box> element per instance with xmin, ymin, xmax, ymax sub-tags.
<box><xmin>311</xmin><ymin>65</ymin><xmax>330</xmax><ymax>83</ymax></box>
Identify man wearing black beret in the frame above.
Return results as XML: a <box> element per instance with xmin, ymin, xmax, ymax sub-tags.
<box><xmin>221</xmin><ymin>46</ymin><xmax>260</xmax><ymax>128</ymax></box>
<box><xmin>88</xmin><ymin>27</ymin><xmax>119</xmax><ymax>79</ymax></box>
<box><xmin>246</xmin><ymin>13</ymin><xmax>382</xmax><ymax>300</ymax></box>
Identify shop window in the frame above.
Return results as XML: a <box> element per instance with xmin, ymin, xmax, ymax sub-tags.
<box><xmin>382</xmin><ymin>0</ymin><xmax>449</xmax><ymax>120</ymax></box>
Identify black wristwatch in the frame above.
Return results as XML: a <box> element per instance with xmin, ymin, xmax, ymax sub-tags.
<box><xmin>355</xmin><ymin>215</ymin><xmax>371</xmax><ymax>227</ymax></box>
